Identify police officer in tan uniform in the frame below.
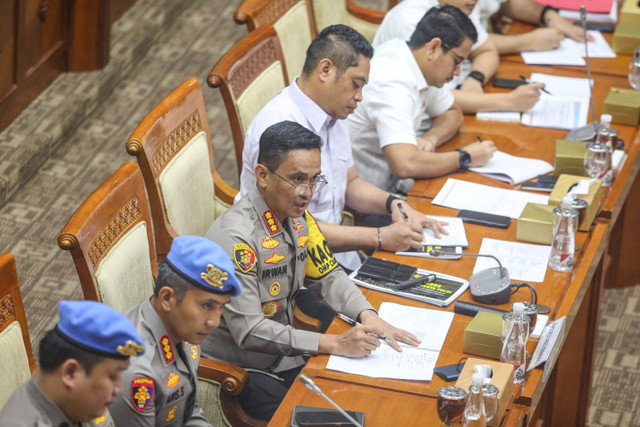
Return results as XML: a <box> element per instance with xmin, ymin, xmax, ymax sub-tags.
<box><xmin>203</xmin><ymin>121</ymin><xmax>421</xmax><ymax>421</ymax></box>
<box><xmin>0</xmin><ymin>300</ymin><xmax>145</xmax><ymax>427</ymax></box>
<box><xmin>109</xmin><ymin>236</ymin><xmax>241</xmax><ymax>427</ymax></box>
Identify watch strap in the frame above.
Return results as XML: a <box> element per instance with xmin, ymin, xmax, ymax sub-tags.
<box><xmin>455</xmin><ymin>149</ymin><xmax>472</xmax><ymax>170</ymax></box>
<box><xmin>467</xmin><ymin>70</ymin><xmax>485</xmax><ymax>85</ymax></box>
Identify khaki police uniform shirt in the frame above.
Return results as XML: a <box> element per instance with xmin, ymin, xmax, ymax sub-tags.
<box><xmin>109</xmin><ymin>300</ymin><xmax>210</xmax><ymax>427</ymax></box>
<box><xmin>202</xmin><ymin>186</ymin><xmax>374</xmax><ymax>373</ymax></box>
<box><xmin>0</xmin><ymin>375</ymin><xmax>115</xmax><ymax>427</ymax></box>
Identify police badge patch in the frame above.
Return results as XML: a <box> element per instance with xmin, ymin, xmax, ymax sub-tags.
<box><xmin>261</xmin><ymin>301</ymin><xmax>279</xmax><ymax>318</ymax></box>
<box><xmin>233</xmin><ymin>243</ymin><xmax>257</xmax><ymax>273</ymax></box>
<box><xmin>131</xmin><ymin>377</ymin><xmax>154</xmax><ymax>412</ymax></box>
<box><xmin>261</xmin><ymin>236</ymin><xmax>280</xmax><ymax>249</ymax></box>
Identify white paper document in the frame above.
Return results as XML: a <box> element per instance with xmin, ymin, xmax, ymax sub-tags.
<box><xmin>476</xmin><ymin>111</ymin><xmax>521</xmax><ymax>123</ymax></box>
<box><xmin>469</xmin><ymin>151</ymin><xmax>554</xmax><ymax>185</ymax></box>
<box><xmin>432</xmin><ymin>178</ymin><xmax>549</xmax><ymax>219</ymax></box>
<box><xmin>521</xmin><ymin>30</ymin><xmax>615</xmax><ymax>66</ymax></box>
<box><xmin>473</xmin><ymin>238</ymin><xmax>552</xmax><ymax>283</ymax></box>
<box><xmin>423</xmin><ymin>216</ymin><xmax>468</xmax><ymax>247</ymax></box>
<box><xmin>326</xmin><ymin>303</ymin><xmax>454</xmax><ymax>380</ymax></box>
<box><xmin>560</xmin><ymin>3</ymin><xmax>617</xmax><ymax>23</ymax></box>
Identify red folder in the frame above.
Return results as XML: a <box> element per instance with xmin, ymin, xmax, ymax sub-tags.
<box><xmin>533</xmin><ymin>0</ymin><xmax>615</xmax><ymax>14</ymax></box>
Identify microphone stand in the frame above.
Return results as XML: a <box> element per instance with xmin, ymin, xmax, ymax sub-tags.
<box><xmin>298</xmin><ymin>374</ymin><xmax>363</xmax><ymax>427</ymax></box>
<box><xmin>429</xmin><ymin>249</ymin><xmax>507</xmax><ymax>278</ymax></box>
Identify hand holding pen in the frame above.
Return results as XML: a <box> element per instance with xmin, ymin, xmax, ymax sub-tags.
<box><xmin>519</xmin><ymin>75</ymin><xmax>552</xmax><ymax>95</ymax></box>
<box><xmin>336</xmin><ymin>312</ymin><xmax>420</xmax><ymax>353</ymax></box>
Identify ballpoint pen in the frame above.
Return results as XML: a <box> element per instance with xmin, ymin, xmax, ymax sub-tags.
<box><xmin>477</xmin><ymin>135</ymin><xmax>483</xmax><ymax>143</ymax></box>
<box><xmin>394</xmin><ymin>273</ymin><xmax>437</xmax><ymax>291</ymax></box>
<box><xmin>336</xmin><ymin>312</ymin><xmax>394</xmax><ymax>347</ymax></box>
<box><xmin>519</xmin><ymin>75</ymin><xmax>552</xmax><ymax>95</ymax></box>
<box><xmin>397</xmin><ymin>202</ymin><xmax>412</xmax><ymax>223</ymax></box>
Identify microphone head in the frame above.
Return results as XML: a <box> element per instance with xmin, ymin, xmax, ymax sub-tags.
<box><xmin>299</xmin><ymin>374</ymin><xmax>321</xmax><ymax>394</ymax></box>
<box><xmin>429</xmin><ymin>249</ymin><xmax>443</xmax><ymax>257</ymax></box>
<box><xmin>580</xmin><ymin>5</ymin><xmax>586</xmax><ymax>20</ymax></box>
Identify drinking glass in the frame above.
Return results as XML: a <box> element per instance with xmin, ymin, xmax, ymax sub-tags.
<box><xmin>629</xmin><ymin>46</ymin><xmax>640</xmax><ymax>91</ymax></box>
<box><xmin>437</xmin><ymin>386</ymin><xmax>467</xmax><ymax>426</ymax></box>
<box><xmin>584</xmin><ymin>142</ymin><xmax>611</xmax><ymax>179</ymax></box>
<box><xmin>483</xmin><ymin>384</ymin><xmax>500</xmax><ymax>423</ymax></box>
<box><xmin>501</xmin><ymin>313</ymin><xmax>531</xmax><ymax>343</ymax></box>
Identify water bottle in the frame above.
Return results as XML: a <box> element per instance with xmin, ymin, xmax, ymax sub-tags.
<box><xmin>548</xmin><ymin>196</ymin><xmax>576</xmax><ymax>272</ymax></box>
<box><xmin>500</xmin><ymin>303</ymin><xmax>527</xmax><ymax>389</ymax></box>
<box><xmin>595</xmin><ymin>114</ymin><xmax>613</xmax><ymax>149</ymax></box>
<box><xmin>463</xmin><ymin>373</ymin><xmax>486</xmax><ymax>427</ymax></box>
<box><xmin>629</xmin><ymin>46</ymin><xmax>640</xmax><ymax>91</ymax></box>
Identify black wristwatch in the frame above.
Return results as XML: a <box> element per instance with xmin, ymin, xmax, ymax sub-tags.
<box><xmin>385</xmin><ymin>193</ymin><xmax>407</xmax><ymax>214</ymax></box>
<box><xmin>466</xmin><ymin>70</ymin><xmax>485</xmax><ymax>85</ymax></box>
<box><xmin>540</xmin><ymin>5</ymin><xmax>558</xmax><ymax>25</ymax></box>
<box><xmin>455</xmin><ymin>149</ymin><xmax>472</xmax><ymax>170</ymax></box>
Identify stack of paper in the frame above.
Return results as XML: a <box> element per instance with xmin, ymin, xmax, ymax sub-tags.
<box><xmin>534</xmin><ymin>0</ymin><xmax>618</xmax><ymax>23</ymax></box>
<box><xmin>469</xmin><ymin>151</ymin><xmax>554</xmax><ymax>185</ymax></box>
<box><xmin>521</xmin><ymin>31</ymin><xmax>616</xmax><ymax>66</ymax></box>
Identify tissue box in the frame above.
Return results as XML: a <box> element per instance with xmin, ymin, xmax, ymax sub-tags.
<box><xmin>555</xmin><ymin>140</ymin><xmax>589</xmax><ymax>177</ymax></box>
<box><xmin>517</xmin><ymin>203</ymin><xmax>556</xmax><ymax>245</ymax></box>
<box><xmin>603</xmin><ymin>88</ymin><xmax>640</xmax><ymax>126</ymax></box>
<box><xmin>612</xmin><ymin>22</ymin><xmax>640</xmax><ymax>55</ymax></box>
<box><xmin>549</xmin><ymin>174</ymin><xmax>601</xmax><ymax>232</ymax></box>
<box><xmin>463</xmin><ymin>311</ymin><xmax>503</xmax><ymax>360</ymax></box>
<box><xmin>620</xmin><ymin>0</ymin><xmax>640</xmax><ymax>25</ymax></box>
<box><xmin>455</xmin><ymin>358</ymin><xmax>514</xmax><ymax>427</ymax></box>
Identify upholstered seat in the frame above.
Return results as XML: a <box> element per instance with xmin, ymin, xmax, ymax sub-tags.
<box><xmin>208</xmin><ymin>24</ymin><xmax>288</xmax><ymax>178</ymax></box>
<box><xmin>126</xmin><ymin>78</ymin><xmax>237</xmax><ymax>260</ymax></box>
<box><xmin>311</xmin><ymin>0</ymin><xmax>385</xmax><ymax>42</ymax></box>
<box><xmin>0</xmin><ymin>253</ymin><xmax>36</xmax><ymax>409</ymax></box>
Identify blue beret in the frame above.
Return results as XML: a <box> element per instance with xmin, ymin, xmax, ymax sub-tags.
<box><xmin>55</xmin><ymin>300</ymin><xmax>144</xmax><ymax>359</ymax></box>
<box><xmin>166</xmin><ymin>236</ymin><xmax>242</xmax><ymax>296</ymax></box>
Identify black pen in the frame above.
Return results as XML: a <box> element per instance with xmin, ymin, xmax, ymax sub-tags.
<box><xmin>397</xmin><ymin>202</ymin><xmax>412</xmax><ymax>223</ymax></box>
<box><xmin>519</xmin><ymin>75</ymin><xmax>552</xmax><ymax>95</ymax></box>
<box><xmin>336</xmin><ymin>312</ymin><xmax>393</xmax><ymax>346</ymax></box>
<box><xmin>476</xmin><ymin>136</ymin><xmax>483</xmax><ymax>143</ymax></box>
<box><xmin>394</xmin><ymin>274</ymin><xmax>437</xmax><ymax>291</ymax></box>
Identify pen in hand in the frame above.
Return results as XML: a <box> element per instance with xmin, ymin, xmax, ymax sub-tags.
<box><xmin>336</xmin><ymin>312</ymin><xmax>394</xmax><ymax>347</ymax></box>
<box><xmin>519</xmin><ymin>75</ymin><xmax>552</xmax><ymax>95</ymax></box>
<box><xmin>476</xmin><ymin>136</ymin><xmax>483</xmax><ymax>143</ymax></box>
<box><xmin>397</xmin><ymin>202</ymin><xmax>412</xmax><ymax>223</ymax></box>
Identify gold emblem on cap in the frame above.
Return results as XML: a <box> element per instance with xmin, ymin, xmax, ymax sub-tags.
<box><xmin>200</xmin><ymin>264</ymin><xmax>228</xmax><ymax>289</ymax></box>
<box><xmin>116</xmin><ymin>340</ymin><xmax>144</xmax><ymax>356</ymax></box>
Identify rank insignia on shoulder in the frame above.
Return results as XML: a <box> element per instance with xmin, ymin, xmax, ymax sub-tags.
<box><xmin>233</xmin><ymin>243</ymin><xmax>257</xmax><ymax>273</ymax></box>
<box><xmin>269</xmin><ymin>282</ymin><xmax>281</xmax><ymax>296</ymax></box>
<box><xmin>131</xmin><ymin>377</ymin><xmax>154</xmax><ymax>412</ymax></box>
<box><xmin>261</xmin><ymin>236</ymin><xmax>280</xmax><ymax>249</ymax></box>
<box><xmin>190</xmin><ymin>345</ymin><xmax>199</xmax><ymax>359</ymax></box>
<box><xmin>93</xmin><ymin>412</ymin><xmax>107</xmax><ymax>425</ymax></box>
<box><xmin>263</xmin><ymin>210</ymin><xmax>281</xmax><ymax>235</ymax></box>
<box><xmin>298</xmin><ymin>235</ymin><xmax>309</xmax><ymax>248</ymax></box>
<box><xmin>160</xmin><ymin>335</ymin><xmax>175</xmax><ymax>363</ymax></box>
<box><xmin>261</xmin><ymin>301</ymin><xmax>279</xmax><ymax>318</ymax></box>
<box><xmin>292</xmin><ymin>220</ymin><xmax>303</xmax><ymax>233</ymax></box>
<box><xmin>167</xmin><ymin>372</ymin><xmax>180</xmax><ymax>388</ymax></box>
<box><xmin>265</xmin><ymin>251</ymin><xmax>285</xmax><ymax>265</ymax></box>
<box><xmin>166</xmin><ymin>405</ymin><xmax>177</xmax><ymax>422</ymax></box>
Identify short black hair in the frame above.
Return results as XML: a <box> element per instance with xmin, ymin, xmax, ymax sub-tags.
<box><xmin>257</xmin><ymin>121</ymin><xmax>322</xmax><ymax>172</ymax></box>
<box><xmin>39</xmin><ymin>330</ymin><xmax>105</xmax><ymax>374</ymax></box>
<box><xmin>408</xmin><ymin>5</ymin><xmax>477</xmax><ymax>51</ymax></box>
<box><xmin>154</xmin><ymin>261</ymin><xmax>191</xmax><ymax>302</ymax></box>
<box><xmin>302</xmin><ymin>24</ymin><xmax>373</xmax><ymax>77</ymax></box>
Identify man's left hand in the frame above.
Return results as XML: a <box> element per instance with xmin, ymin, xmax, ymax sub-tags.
<box><xmin>359</xmin><ymin>310</ymin><xmax>421</xmax><ymax>352</ymax></box>
<box><xmin>390</xmin><ymin>201</ymin><xmax>448</xmax><ymax>239</ymax></box>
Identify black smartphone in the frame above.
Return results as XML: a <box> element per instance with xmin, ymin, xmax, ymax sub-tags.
<box><xmin>434</xmin><ymin>363</ymin><xmax>465</xmax><ymax>381</ymax></box>
<box><xmin>296</xmin><ymin>410</ymin><xmax>361</xmax><ymax>426</ymax></box>
<box><xmin>492</xmin><ymin>78</ymin><xmax>526</xmax><ymax>89</ymax></box>
<box><xmin>537</xmin><ymin>174</ymin><xmax>559</xmax><ymax>184</ymax></box>
<box><xmin>457</xmin><ymin>210</ymin><xmax>511</xmax><ymax>229</ymax></box>
<box><xmin>573</xmin><ymin>21</ymin><xmax>614</xmax><ymax>33</ymax></box>
<box><xmin>520</xmin><ymin>180</ymin><xmax>555</xmax><ymax>192</ymax></box>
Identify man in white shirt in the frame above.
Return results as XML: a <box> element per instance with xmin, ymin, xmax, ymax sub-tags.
<box><xmin>239</xmin><ymin>25</ymin><xmax>446</xmax><ymax>272</ymax></box>
<box><xmin>349</xmin><ymin>5</ymin><xmax>497</xmax><ymax>193</ymax></box>
<box><xmin>374</xmin><ymin>0</ymin><xmax>544</xmax><ymax>114</ymax></box>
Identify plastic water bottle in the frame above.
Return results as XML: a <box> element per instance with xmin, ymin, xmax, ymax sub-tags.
<box><xmin>548</xmin><ymin>196</ymin><xmax>576</xmax><ymax>272</ymax></box>
<box><xmin>500</xmin><ymin>303</ymin><xmax>527</xmax><ymax>389</ymax></box>
<box><xmin>463</xmin><ymin>373</ymin><xmax>486</xmax><ymax>427</ymax></box>
<box><xmin>629</xmin><ymin>46</ymin><xmax>640</xmax><ymax>91</ymax></box>
<box><xmin>595</xmin><ymin>114</ymin><xmax>613</xmax><ymax>149</ymax></box>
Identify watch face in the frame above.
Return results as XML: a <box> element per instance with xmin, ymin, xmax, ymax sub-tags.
<box><xmin>457</xmin><ymin>149</ymin><xmax>471</xmax><ymax>169</ymax></box>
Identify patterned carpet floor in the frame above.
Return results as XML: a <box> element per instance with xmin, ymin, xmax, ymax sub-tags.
<box><xmin>0</xmin><ymin>0</ymin><xmax>637</xmax><ymax>425</ymax></box>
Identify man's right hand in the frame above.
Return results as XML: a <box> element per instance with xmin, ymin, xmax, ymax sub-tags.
<box><xmin>319</xmin><ymin>325</ymin><xmax>381</xmax><ymax>358</ymax></box>
<box><xmin>380</xmin><ymin>221</ymin><xmax>424</xmax><ymax>252</ymax></box>
<box><xmin>523</xmin><ymin>27</ymin><xmax>563</xmax><ymax>51</ymax></box>
<box><xmin>507</xmin><ymin>83</ymin><xmax>543</xmax><ymax>112</ymax></box>
<box><xmin>464</xmin><ymin>139</ymin><xmax>497</xmax><ymax>167</ymax></box>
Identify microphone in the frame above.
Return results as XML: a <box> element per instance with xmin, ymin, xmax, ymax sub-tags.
<box><xmin>565</xmin><ymin>5</ymin><xmax>598</xmax><ymax>141</ymax></box>
<box><xmin>429</xmin><ymin>249</ymin><xmax>512</xmax><ymax>304</ymax></box>
<box><xmin>298</xmin><ymin>374</ymin><xmax>363</xmax><ymax>427</ymax></box>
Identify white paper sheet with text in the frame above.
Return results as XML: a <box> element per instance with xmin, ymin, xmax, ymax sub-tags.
<box><xmin>423</xmin><ymin>216</ymin><xmax>468</xmax><ymax>247</ymax></box>
<box><xmin>473</xmin><ymin>238</ymin><xmax>552</xmax><ymax>283</ymax></box>
<box><xmin>521</xmin><ymin>30</ymin><xmax>615</xmax><ymax>66</ymax></box>
<box><xmin>469</xmin><ymin>151</ymin><xmax>554</xmax><ymax>185</ymax></box>
<box><xmin>432</xmin><ymin>178</ymin><xmax>549</xmax><ymax>219</ymax></box>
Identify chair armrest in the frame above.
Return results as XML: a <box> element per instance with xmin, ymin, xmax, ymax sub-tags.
<box><xmin>234</xmin><ymin>0</ymin><xmax>271</xmax><ymax>29</ymax></box>
<box><xmin>198</xmin><ymin>357</ymin><xmax>249</xmax><ymax>396</ymax></box>
<box><xmin>212</xmin><ymin>169</ymin><xmax>238</xmax><ymax>206</ymax></box>
<box><xmin>346</xmin><ymin>0</ymin><xmax>386</xmax><ymax>24</ymax></box>
<box><xmin>293</xmin><ymin>305</ymin><xmax>322</xmax><ymax>332</ymax></box>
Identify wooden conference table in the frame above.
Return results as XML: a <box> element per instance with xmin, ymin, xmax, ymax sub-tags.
<box><xmin>269</xmin><ymin>24</ymin><xmax>640</xmax><ymax>427</ymax></box>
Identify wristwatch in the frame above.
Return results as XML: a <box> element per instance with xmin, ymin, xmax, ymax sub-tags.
<box><xmin>466</xmin><ymin>70</ymin><xmax>485</xmax><ymax>85</ymax></box>
<box><xmin>385</xmin><ymin>193</ymin><xmax>407</xmax><ymax>214</ymax></box>
<box><xmin>455</xmin><ymin>149</ymin><xmax>472</xmax><ymax>170</ymax></box>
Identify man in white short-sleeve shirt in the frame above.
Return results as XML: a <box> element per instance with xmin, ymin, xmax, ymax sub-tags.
<box><xmin>349</xmin><ymin>5</ymin><xmax>497</xmax><ymax>193</ymax></box>
<box><xmin>374</xmin><ymin>0</ymin><xmax>544</xmax><ymax>114</ymax></box>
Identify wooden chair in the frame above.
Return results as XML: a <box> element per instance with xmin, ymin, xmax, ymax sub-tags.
<box><xmin>0</xmin><ymin>253</ymin><xmax>36</xmax><ymax>408</ymax></box>
<box><xmin>207</xmin><ymin>24</ymin><xmax>288</xmax><ymax>178</ymax></box>
<box><xmin>234</xmin><ymin>0</ymin><xmax>317</xmax><ymax>83</ymax></box>
<box><xmin>311</xmin><ymin>0</ymin><xmax>386</xmax><ymax>42</ymax></box>
<box><xmin>57</xmin><ymin>162</ymin><xmax>264</xmax><ymax>427</ymax></box>
<box><xmin>126</xmin><ymin>78</ymin><xmax>237</xmax><ymax>260</ymax></box>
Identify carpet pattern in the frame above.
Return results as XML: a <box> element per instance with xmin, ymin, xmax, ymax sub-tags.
<box><xmin>0</xmin><ymin>0</ymin><xmax>636</xmax><ymax>425</ymax></box>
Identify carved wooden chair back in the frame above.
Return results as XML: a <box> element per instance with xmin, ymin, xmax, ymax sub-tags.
<box><xmin>208</xmin><ymin>24</ymin><xmax>288</xmax><ymax>178</ymax></box>
<box><xmin>311</xmin><ymin>0</ymin><xmax>385</xmax><ymax>42</ymax></box>
<box><xmin>57</xmin><ymin>162</ymin><xmax>157</xmax><ymax>313</ymax></box>
<box><xmin>0</xmin><ymin>253</ymin><xmax>37</xmax><ymax>408</ymax></box>
<box><xmin>126</xmin><ymin>77</ymin><xmax>237</xmax><ymax>260</ymax></box>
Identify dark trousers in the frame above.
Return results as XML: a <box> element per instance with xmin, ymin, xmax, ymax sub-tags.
<box><xmin>238</xmin><ymin>365</ymin><xmax>305</xmax><ymax>421</ymax></box>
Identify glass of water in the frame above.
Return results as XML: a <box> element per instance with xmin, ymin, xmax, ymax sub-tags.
<box><xmin>629</xmin><ymin>46</ymin><xmax>640</xmax><ymax>91</ymax></box>
<box><xmin>584</xmin><ymin>142</ymin><xmax>611</xmax><ymax>179</ymax></box>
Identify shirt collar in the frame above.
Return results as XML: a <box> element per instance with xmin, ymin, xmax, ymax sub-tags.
<box><xmin>27</xmin><ymin>375</ymin><xmax>78</xmax><ymax>426</ymax></box>
<box><xmin>289</xmin><ymin>77</ymin><xmax>335</xmax><ymax>133</ymax></box>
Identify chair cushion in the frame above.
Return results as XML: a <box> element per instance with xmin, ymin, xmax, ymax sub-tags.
<box><xmin>196</xmin><ymin>377</ymin><xmax>232</xmax><ymax>426</ymax></box>
<box><xmin>0</xmin><ymin>321</ymin><xmax>31</xmax><ymax>408</ymax></box>
<box><xmin>235</xmin><ymin>62</ymin><xmax>286</xmax><ymax>135</ymax></box>
<box><xmin>312</xmin><ymin>0</ymin><xmax>379</xmax><ymax>42</ymax></box>
<box><xmin>159</xmin><ymin>131</ymin><xmax>216</xmax><ymax>236</ymax></box>
<box><xmin>274</xmin><ymin>1</ymin><xmax>313</xmax><ymax>82</ymax></box>
<box><xmin>94</xmin><ymin>221</ymin><xmax>155</xmax><ymax>313</ymax></box>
